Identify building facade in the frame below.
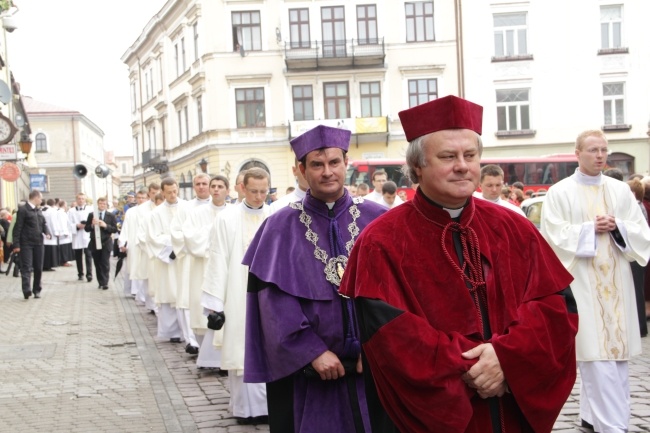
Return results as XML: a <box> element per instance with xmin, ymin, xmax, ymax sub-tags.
<box><xmin>461</xmin><ymin>0</ymin><xmax>650</xmax><ymax>177</ymax></box>
<box><xmin>122</xmin><ymin>0</ymin><xmax>460</xmax><ymax>195</ymax></box>
<box><xmin>24</xmin><ymin>97</ymin><xmax>111</xmax><ymax>204</ymax></box>
<box><xmin>124</xmin><ymin>0</ymin><xmax>650</xmax><ymax>191</ymax></box>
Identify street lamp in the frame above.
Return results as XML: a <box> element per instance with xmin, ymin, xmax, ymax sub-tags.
<box><xmin>18</xmin><ymin>132</ymin><xmax>31</xmax><ymax>154</ymax></box>
<box><xmin>198</xmin><ymin>157</ymin><xmax>208</xmax><ymax>173</ymax></box>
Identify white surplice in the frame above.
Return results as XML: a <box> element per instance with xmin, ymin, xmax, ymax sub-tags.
<box><xmin>182</xmin><ymin>202</ymin><xmax>228</xmax><ymax>332</ymax></box>
<box><xmin>68</xmin><ymin>205</ymin><xmax>91</xmax><ymax>249</ymax></box>
<box><xmin>146</xmin><ymin>199</ymin><xmax>187</xmax><ymax>340</ymax></box>
<box><xmin>202</xmin><ymin>201</ymin><xmax>269</xmax><ymax>371</ymax></box>
<box><xmin>541</xmin><ymin>171</ymin><xmax>650</xmax><ymax>361</ymax></box>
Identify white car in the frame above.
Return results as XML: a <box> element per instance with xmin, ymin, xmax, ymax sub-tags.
<box><xmin>520</xmin><ymin>195</ymin><xmax>546</xmax><ymax>229</ymax></box>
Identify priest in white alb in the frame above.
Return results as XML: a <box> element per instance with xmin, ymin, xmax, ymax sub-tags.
<box><xmin>146</xmin><ymin>178</ymin><xmax>186</xmax><ymax>343</ymax></box>
<box><xmin>541</xmin><ymin>129</ymin><xmax>650</xmax><ymax>433</ymax></box>
<box><xmin>170</xmin><ymin>173</ymin><xmax>211</xmax><ymax>355</ymax></box>
<box><xmin>202</xmin><ymin>167</ymin><xmax>270</xmax><ymax>425</ymax></box>
<box><xmin>182</xmin><ymin>175</ymin><xmax>230</xmax><ymax>368</ymax></box>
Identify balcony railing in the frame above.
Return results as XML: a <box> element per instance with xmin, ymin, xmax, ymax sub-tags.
<box><xmin>141</xmin><ymin>149</ymin><xmax>163</xmax><ymax>167</ymax></box>
<box><xmin>141</xmin><ymin>149</ymin><xmax>169</xmax><ymax>173</ymax></box>
<box><xmin>284</xmin><ymin>38</ymin><xmax>385</xmax><ymax>71</ymax></box>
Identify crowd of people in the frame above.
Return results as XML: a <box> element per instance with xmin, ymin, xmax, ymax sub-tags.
<box><xmin>3</xmin><ymin>95</ymin><xmax>650</xmax><ymax>433</ymax></box>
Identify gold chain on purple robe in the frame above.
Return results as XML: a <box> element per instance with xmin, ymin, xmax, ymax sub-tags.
<box><xmin>290</xmin><ymin>197</ymin><xmax>362</xmax><ymax>287</ymax></box>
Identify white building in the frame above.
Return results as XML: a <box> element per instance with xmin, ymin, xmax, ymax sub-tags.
<box><xmin>461</xmin><ymin>0</ymin><xmax>650</xmax><ymax>176</ymax></box>
<box><xmin>122</xmin><ymin>0</ymin><xmax>460</xmax><ymax>195</ymax></box>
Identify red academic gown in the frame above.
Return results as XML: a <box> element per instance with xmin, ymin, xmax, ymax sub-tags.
<box><xmin>340</xmin><ymin>190</ymin><xmax>578</xmax><ymax>433</ymax></box>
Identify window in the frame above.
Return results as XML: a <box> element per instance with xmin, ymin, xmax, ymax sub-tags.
<box><xmin>405</xmin><ymin>2</ymin><xmax>434</xmax><ymax>42</ymax></box>
<box><xmin>493</xmin><ymin>13</ymin><xmax>528</xmax><ymax>58</ymax></box>
<box><xmin>289</xmin><ymin>8</ymin><xmax>310</xmax><ymax>48</ymax></box>
<box><xmin>236</xmin><ymin>88</ymin><xmax>266</xmax><ymax>128</ymax></box>
<box><xmin>360</xmin><ymin>82</ymin><xmax>381</xmax><ymax>117</ymax></box>
<box><xmin>322</xmin><ymin>6</ymin><xmax>346</xmax><ymax>57</ymax></box>
<box><xmin>232</xmin><ymin>11</ymin><xmax>262</xmax><ymax>52</ymax></box>
<box><xmin>292</xmin><ymin>85</ymin><xmax>314</xmax><ymax>121</ymax></box>
<box><xmin>180</xmin><ymin>174</ymin><xmax>186</xmax><ymax>200</ymax></box>
<box><xmin>181</xmin><ymin>37</ymin><xmax>187</xmax><ymax>71</ymax></box>
<box><xmin>147</xmin><ymin>125</ymin><xmax>156</xmax><ymax>150</ymax></box>
<box><xmin>160</xmin><ymin>117</ymin><xmax>166</xmax><ymax>150</ymax></box>
<box><xmin>35</xmin><ymin>132</ymin><xmax>47</xmax><ymax>152</ymax></box>
<box><xmin>177</xmin><ymin>107</ymin><xmax>187</xmax><ymax>144</ymax></box>
<box><xmin>603</xmin><ymin>82</ymin><xmax>625</xmax><ymax>126</ymax></box>
<box><xmin>193</xmin><ymin>22</ymin><xmax>199</xmax><ymax>62</ymax></box>
<box><xmin>324</xmin><ymin>82</ymin><xmax>349</xmax><ymax>119</ymax></box>
<box><xmin>144</xmin><ymin>68</ymin><xmax>152</xmax><ymax>101</ymax></box>
<box><xmin>133</xmin><ymin>135</ymin><xmax>140</xmax><ymax>165</ymax></box>
<box><xmin>496</xmin><ymin>89</ymin><xmax>530</xmax><ymax>131</ymax></box>
<box><xmin>184</xmin><ymin>105</ymin><xmax>189</xmax><ymax>140</ymax></box>
<box><xmin>196</xmin><ymin>96</ymin><xmax>203</xmax><ymax>133</ymax></box>
<box><xmin>174</xmin><ymin>41</ymin><xmax>181</xmax><ymax>77</ymax></box>
<box><xmin>130</xmin><ymin>82</ymin><xmax>137</xmax><ymax>113</ymax></box>
<box><xmin>121</xmin><ymin>162</ymin><xmax>127</xmax><ymax>174</ymax></box>
<box><xmin>357</xmin><ymin>5</ymin><xmax>378</xmax><ymax>44</ymax></box>
<box><xmin>408</xmin><ymin>78</ymin><xmax>437</xmax><ymax>108</ymax></box>
<box><xmin>601</xmin><ymin>5</ymin><xmax>623</xmax><ymax>50</ymax></box>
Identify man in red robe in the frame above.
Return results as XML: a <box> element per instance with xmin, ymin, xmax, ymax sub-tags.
<box><xmin>340</xmin><ymin>95</ymin><xmax>579</xmax><ymax>433</ymax></box>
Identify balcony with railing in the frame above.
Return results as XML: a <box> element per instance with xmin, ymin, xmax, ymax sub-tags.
<box><xmin>284</xmin><ymin>38</ymin><xmax>385</xmax><ymax>71</ymax></box>
<box><xmin>141</xmin><ymin>149</ymin><xmax>169</xmax><ymax>174</ymax></box>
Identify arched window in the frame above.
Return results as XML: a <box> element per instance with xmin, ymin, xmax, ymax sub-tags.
<box><xmin>179</xmin><ymin>174</ymin><xmax>186</xmax><ymax>200</ymax></box>
<box><xmin>35</xmin><ymin>132</ymin><xmax>47</xmax><ymax>152</ymax></box>
<box><xmin>186</xmin><ymin>170</ymin><xmax>193</xmax><ymax>199</ymax></box>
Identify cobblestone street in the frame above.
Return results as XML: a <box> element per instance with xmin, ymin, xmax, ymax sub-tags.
<box><xmin>0</xmin><ymin>260</ymin><xmax>648</xmax><ymax>432</ymax></box>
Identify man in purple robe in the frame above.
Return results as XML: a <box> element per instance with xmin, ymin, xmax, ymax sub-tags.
<box><xmin>243</xmin><ymin>125</ymin><xmax>385</xmax><ymax>433</ymax></box>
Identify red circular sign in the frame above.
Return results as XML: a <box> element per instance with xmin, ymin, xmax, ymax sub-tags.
<box><xmin>0</xmin><ymin>162</ymin><xmax>21</xmax><ymax>182</ymax></box>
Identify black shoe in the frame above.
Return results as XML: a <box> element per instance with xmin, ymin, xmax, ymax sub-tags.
<box><xmin>78</xmin><ymin>276</ymin><xmax>83</xmax><ymax>281</ymax></box>
<box><xmin>34</xmin><ymin>292</ymin><xmax>41</xmax><ymax>299</ymax></box>
<box><xmin>185</xmin><ymin>344</ymin><xmax>199</xmax><ymax>355</ymax></box>
<box><xmin>169</xmin><ymin>338</ymin><xmax>182</xmax><ymax>343</ymax></box>
<box><xmin>250</xmin><ymin>416</ymin><xmax>268</xmax><ymax>425</ymax></box>
<box><xmin>87</xmin><ymin>276</ymin><xmax>92</xmax><ymax>282</ymax></box>
<box><xmin>102</xmin><ymin>286</ymin><xmax>109</xmax><ymax>290</ymax></box>
<box><xmin>581</xmin><ymin>419</ymin><xmax>595</xmax><ymax>431</ymax></box>
<box><xmin>217</xmin><ymin>369</ymin><xmax>228</xmax><ymax>377</ymax></box>
<box><xmin>235</xmin><ymin>417</ymin><xmax>253</xmax><ymax>425</ymax></box>
<box><xmin>23</xmin><ymin>291</ymin><xmax>32</xmax><ymax>300</ymax></box>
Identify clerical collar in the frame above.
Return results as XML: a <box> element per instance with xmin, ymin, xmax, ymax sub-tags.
<box><xmin>211</xmin><ymin>202</ymin><xmax>227</xmax><ymax>210</ymax></box>
<box><xmin>196</xmin><ymin>197</ymin><xmax>211</xmax><ymax>203</ymax></box>
<box><xmin>295</xmin><ymin>188</ymin><xmax>307</xmax><ymax>199</ymax></box>
<box><xmin>27</xmin><ymin>201</ymin><xmax>36</xmax><ymax>209</ymax></box>
<box><xmin>572</xmin><ymin>168</ymin><xmax>602</xmax><ymax>186</ymax></box>
<box><xmin>419</xmin><ymin>189</ymin><xmax>466</xmax><ymax>218</ymax></box>
<box><xmin>164</xmin><ymin>200</ymin><xmax>179</xmax><ymax>207</ymax></box>
<box><xmin>243</xmin><ymin>199</ymin><xmax>264</xmax><ymax>210</ymax></box>
<box><xmin>303</xmin><ymin>189</ymin><xmax>350</xmax><ymax>218</ymax></box>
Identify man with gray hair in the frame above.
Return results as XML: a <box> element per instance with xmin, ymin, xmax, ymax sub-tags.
<box><xmin>341</xmin><ymin>95</ymin><xmax>579</xmax><ymax>432</ymax></box>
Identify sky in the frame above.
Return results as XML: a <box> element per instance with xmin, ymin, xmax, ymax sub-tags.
<box><xmin>8</xmin><ymin>0</ymin><xmax>167</xmax><ymax>156</ymax></box>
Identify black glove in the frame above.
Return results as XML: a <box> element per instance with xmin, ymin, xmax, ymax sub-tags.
<box><xmin>169</xmin><ymin>251</ymin><xmax>176</xmax><ymax>260</ymax></box>
<box><xmin>207</xmin><ymin>311</ymin><xmax>226</xmax><ymax>330</ymax></box>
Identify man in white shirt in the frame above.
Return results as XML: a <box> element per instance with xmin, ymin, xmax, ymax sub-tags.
<box><xmin>146</xmin><ymin>178</ymin><xmax>186</xmax><ymax>343</ymax></box>
<box><xmin>170</xmin><ymin>173</ymin><xmax>211</xmax><ymax>355</ymax></box>
<box><xmin>202</xmin><ymin>167</ymin><xmax>270</xmax><ymax>425</ymax></box>
<box><xmin>474</xmin><ymin>164</ymin><xmax>526</xmax><ymax>217</ymax></box>
<box><xmin>68</xmin><ymin>192</ymin><xmax>93</xmax><ymax>282</ymax></box>
<box><xmin>269</xmin><ymin>158</ymin><xmax>308</xmax><ymax>214</ymax></box>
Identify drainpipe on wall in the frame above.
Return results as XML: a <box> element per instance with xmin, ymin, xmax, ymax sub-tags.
<box><xmin>454</xmin><ymin>0</ymin><xmax>465</xmax><ymax>98</ymax></box>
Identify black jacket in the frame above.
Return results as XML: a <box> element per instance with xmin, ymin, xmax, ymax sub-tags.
<box><xmin>84</xmin><ymin>210</ymin><xmax>118</xmax><ymax>249</ymax></box>
<box><xmin>12</xmin><ymin>203</ymin><xmax>50</xmax><ymax>248</ymax></box>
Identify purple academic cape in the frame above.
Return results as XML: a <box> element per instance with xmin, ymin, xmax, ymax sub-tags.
<box><xmin>243</xmin><ymin>190</ymin><xmax>385</xmax><ymax>433</ymax></box>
